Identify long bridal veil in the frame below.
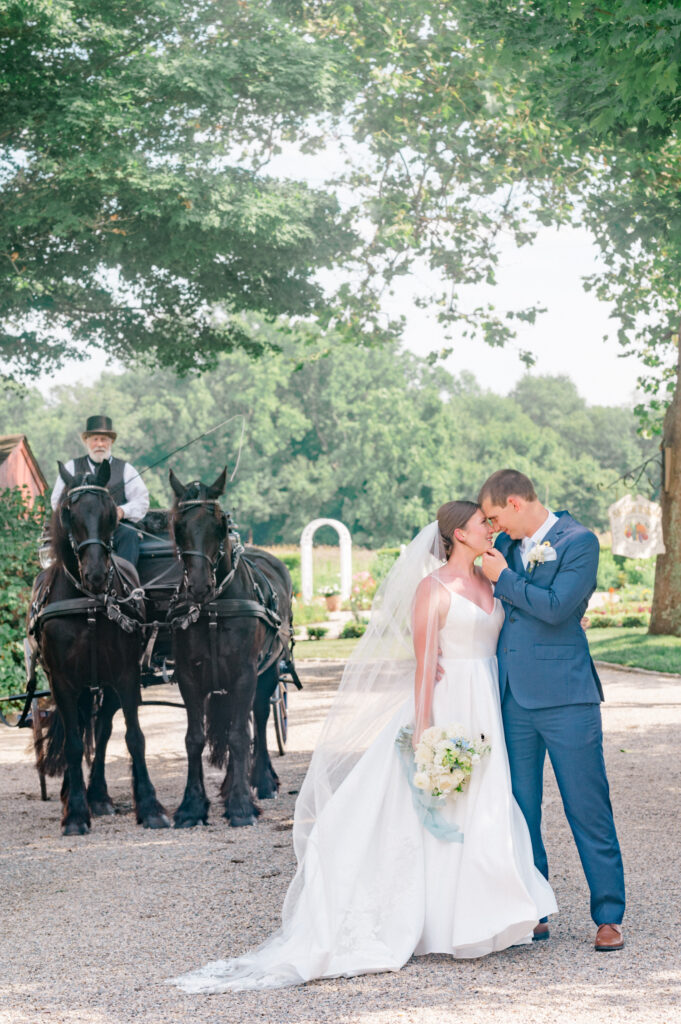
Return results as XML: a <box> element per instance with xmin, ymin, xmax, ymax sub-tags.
<box><xmin>169</xmin><ymin>520</ymin><xmax>446</xmax><ymax>992</ymax></box>
<box><xmin>292</xmin><ymin>520</ymin><xmax>444</xmax><ymax>859</ymax></box>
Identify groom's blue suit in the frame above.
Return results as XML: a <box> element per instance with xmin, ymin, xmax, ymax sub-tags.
<box><xmin>494</xmin><ymin>511</ymin><xmax>625</xmax><ymax>926</ymax></box>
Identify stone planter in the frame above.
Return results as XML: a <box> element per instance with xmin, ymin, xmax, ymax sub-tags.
<box><xmin>325</xmin><ymin>594</ymin><xmax>342</xmax><ymax>612</ymax></box>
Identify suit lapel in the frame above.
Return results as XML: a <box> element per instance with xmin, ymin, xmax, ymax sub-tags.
<box><xmin>524</xmin><ymin>511</ymin><xmax>572</xmax><ymax>578</ymax></box>
<box><xmin>542</xmin><ymin>510</ymin><xmax>571</xmax><ymax>548</ymax></box>
<box><xmin>505</xmin><ymin>512</ymin><xmax>570</xmax><ymax>578</ymax></box>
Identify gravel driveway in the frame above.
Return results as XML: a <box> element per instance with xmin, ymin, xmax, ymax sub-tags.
<box><xmin>1</xmin><ymin>661</ymin><xmax>679</xmax><ymax>1024</ymax></box>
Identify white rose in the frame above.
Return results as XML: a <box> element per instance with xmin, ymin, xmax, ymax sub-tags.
<box><xmin>414</xmin><ymin>743</ymin><xmax>430</xmax><ymax>764</ymax></box>
<box><xmin>421</xmin><ymin>726</ymin><xmax>441</xmax><ymax>746</ymax></box>
<box><xmin>413</xmin><ymin>771</ymin><xmax>430</xmax><ymax>790</ymax></box>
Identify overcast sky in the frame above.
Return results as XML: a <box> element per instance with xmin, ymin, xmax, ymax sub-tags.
<box><xmin>36</xmin><ymin>140</ymin><xmax>645</xmax><ymax>408</ymax></box>
<box><xmin>394</xmin><ymin>223</ymin><xmax>642</xmax><ymax>407</ymax></box>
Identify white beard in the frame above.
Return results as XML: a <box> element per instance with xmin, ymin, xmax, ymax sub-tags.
<box><xmin>87</xmin><ymin>448</ymin><xmax>112</xmax><ymax>463</ymax></box>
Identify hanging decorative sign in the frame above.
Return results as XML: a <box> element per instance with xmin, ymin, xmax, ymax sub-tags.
<box><xmin>608</xmin><ymin>494</ymin><xmax>665</xmax><ymax>559</ymax></box>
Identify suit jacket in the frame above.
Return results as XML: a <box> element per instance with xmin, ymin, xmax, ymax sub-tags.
<box><xmin>494</xmin><ymin>511</ymin><xmax>604</xmax><ymax>709</ymax></box>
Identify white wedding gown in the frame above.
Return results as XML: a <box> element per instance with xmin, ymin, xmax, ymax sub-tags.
<box><xmin>170</xmin><ymin>586</ymin><xmax>556</xmax><ymax>993</ymax></box>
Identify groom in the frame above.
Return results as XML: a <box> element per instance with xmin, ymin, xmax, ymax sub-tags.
<box><xmin>478</xmin><ymin>469</ymin><xmax>625</xmax><ymax>951</ymax></box>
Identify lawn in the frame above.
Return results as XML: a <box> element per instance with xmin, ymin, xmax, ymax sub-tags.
<box><xmin>587</xmin><ymin>627</ymin><xmax>681</xmax><ymax>674</ymax></box>
<box><xmin>294</xmin><ymin>637</ymin><xmax>361</xmax><ymax>660</ymax></box>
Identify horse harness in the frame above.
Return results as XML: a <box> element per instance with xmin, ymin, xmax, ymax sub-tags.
<box><xmin>169</xmin><ymin>497</ymin><xmax>290</xmax><ymax>694</ymax></box>
<box><xmin>27</xmin><ymin>487</ymin><xmax>292</xmax><ymax>712</ymax></box>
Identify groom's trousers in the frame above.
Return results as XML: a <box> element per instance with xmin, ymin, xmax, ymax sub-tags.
<box><xmin>502</xmin><ymin>689</ymin><xmax>625</xmax><ymax>926</ymax></box>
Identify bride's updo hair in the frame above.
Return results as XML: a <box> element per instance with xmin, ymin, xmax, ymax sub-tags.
<box><xmin>437</xmin><ymin>500</ymin><xmax>480</xmax><ymax>558</ymax></box>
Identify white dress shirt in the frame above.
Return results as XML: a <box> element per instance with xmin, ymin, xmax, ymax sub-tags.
<box><xmin>519</xmin><ymin>510</ymin><xmax>558</xmax><ymax>569</ymax></box>
<box><xmin>51</xmin><ymin>457</ymin><xmax>150</xmax><ymax>523</ymax></box>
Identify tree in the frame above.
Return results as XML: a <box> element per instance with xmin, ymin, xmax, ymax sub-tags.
<box><xmin>0</xmin><ymin>0</ymin><xmax>358</xmax><ymax>379</ymax></box>
<box><xmin>2</xmin><ymin>324</ymin><xmax>650</xmax><ymax>545</ymax></box>
<box><xmin>302</xmin><ymin>0</ymin><xmax>570</xmax><ymax>358</ymax></box>
<box><xmin>301</xmin><ymin>1</ymin><xmax>681</xmax><ymax>631</ymax></box>
<box><xmin>445</xmin><ymin>1</ymin><xmax>681</xmax><ymax>632</ymax></box>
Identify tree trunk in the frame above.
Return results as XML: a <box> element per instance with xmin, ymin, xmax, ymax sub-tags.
<box><xmin>650</xmin><ymin>334</ymin><xmax>681</xmax><ymax>635</ymax></box>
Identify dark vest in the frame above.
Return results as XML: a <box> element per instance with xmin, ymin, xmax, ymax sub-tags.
<box><xmin>73</xmin><ymin>455</ymin><xmax>127</xmax><ymax>507</ymax></box>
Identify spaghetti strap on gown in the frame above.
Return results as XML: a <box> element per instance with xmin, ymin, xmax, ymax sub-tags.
<box><xmin>169</xmin><ymin>585</ymin><xmax>556</xmax><ymax>992</ymax></box>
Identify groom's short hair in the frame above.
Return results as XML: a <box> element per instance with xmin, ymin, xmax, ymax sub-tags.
<box><xmin>478</xmin><ymin>469</ymin><xmax>537</xmax><ymax>506</ymax></box>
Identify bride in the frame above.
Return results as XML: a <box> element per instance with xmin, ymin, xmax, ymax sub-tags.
<box><xmin>169</xmin><ymin>500</ymin><xmax>557</xmax><ymax>992</ymax></box>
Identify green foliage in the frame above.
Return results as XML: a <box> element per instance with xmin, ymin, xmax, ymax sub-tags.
<box><xmin>306</xmin><ymin>626</ymin><xmax>329</xmax><ymax>641</ymax></box>
<box><xmin>440</xmin><ymin>0</ymin><xmax>681</xmax><ymax>417</ymax></box>
<box><xmin>275</xmin><ymin>552</ymin><xmax>301</xmax><ymax>593</ymax></box>
<box><xmin>597</xmin><ymin>548</ymin><xmax>656</xmax><ymax>592</ymax></box>
<box><xmin>0</xmin><ymin>0</ymin><xmax>358</xmax><ymax>379</ymax></box>
<box><xmin>340</xmin><ymin>620</ymin><xmax>366</xmax><ymax>639</ymax></box>
<box><xmin>621</xmin><ymin>614</ymin><xmax>650</xmax><ymax>628</ymax></box>
<box><xmin>291</xmin><ymin>599</ymin><xmax>328</xmax><ymax>626</ymax></box>
<box><xmin>0</xmin><ymin>489</ymin><xmax>46</xmax><ymax>697</ymax></box>
<box><xmin>588</xmin><ymin>613</ymin><xmax>650</xmax><ymax>629</ymax></box>
<box><xmin>302</xmin><ymin>1</ymin><xmax>569</xmax><ymax>352</ymax></box>
<box><xmin>1</xmin><ymin>331</ymin><xmax>655</xmax><ymax>547</ymax></box>
<box><xmin>588</xmin><ymin>615</ymin><xmax>624</xmax><ymax>629</ymax></box>
<box><xmin>370</xmin><ymin>547</ymin><xmax>402</xmax><ymax>584</ymax></box>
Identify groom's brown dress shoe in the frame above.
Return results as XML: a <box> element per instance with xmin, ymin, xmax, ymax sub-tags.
<box><xmin>594</xmin><ymin>924</ymin><xmax>624</xmax><ymax>951</ymax></box>
<box><xmin>533</xmin><ymin>922</ymin><xmax>550</xmax><ymax>941</ymax></box>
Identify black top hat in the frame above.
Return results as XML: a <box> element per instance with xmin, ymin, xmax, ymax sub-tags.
<box><xmin>81</xmin><ymin>415</ymin><xmax>117</xmax><ymax>440</ymax></box>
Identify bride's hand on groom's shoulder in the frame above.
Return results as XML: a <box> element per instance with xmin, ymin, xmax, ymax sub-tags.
<box><xmin>481</xmin><ymin>549</ymin><xmax>508</xmax><ymax>583</ymax></box>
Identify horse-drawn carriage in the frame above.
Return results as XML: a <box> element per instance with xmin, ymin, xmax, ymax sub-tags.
<box><xmin>0</xmin><ymin>463</ymin><xmax>301</xmax><ymax>834</ymax></box>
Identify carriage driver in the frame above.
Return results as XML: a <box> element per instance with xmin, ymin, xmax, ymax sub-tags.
<box><xmin>51</xmin><ymin>415</ymin><xmax>149</xmax><ymax>567</ymax></box>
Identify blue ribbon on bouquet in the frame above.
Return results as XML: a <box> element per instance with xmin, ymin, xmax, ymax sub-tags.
<box><xmin>395</xmin><ymin>726</ymin><xmax>464</xmax><ymax>843</ymax></box>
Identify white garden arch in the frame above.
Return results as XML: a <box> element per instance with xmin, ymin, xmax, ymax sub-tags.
<box><xmin>300</xmin><ymin>518</ymin><xmax>352</xmax><ymax>603</ymax></box>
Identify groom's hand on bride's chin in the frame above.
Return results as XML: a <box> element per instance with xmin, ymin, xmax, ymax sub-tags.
<box><xmin>482</xmin><ymin>550</ymin><xmax>508</xmax><ymax>583</ymax></box>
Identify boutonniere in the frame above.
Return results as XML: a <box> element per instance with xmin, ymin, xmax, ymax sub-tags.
<box><xmin>527</xmin><ymin>540</ymin><xmax>557</xmax><ymax>571</ymax></box>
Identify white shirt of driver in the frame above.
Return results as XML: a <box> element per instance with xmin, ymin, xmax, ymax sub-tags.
<box><xmin>520</xmin><ymin>509</ymin><xmax>558</xmax><ymax>569</ymax></box>
<box><xmin>50</xmin><ymin>457</ymin><xmax>150</xmax><ymax>523</ymax></box>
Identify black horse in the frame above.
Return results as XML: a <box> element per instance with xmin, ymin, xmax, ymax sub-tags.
<box><xmin>30</xmin><ymin>460</ymin><xmax>169</xmax><ymax>835</ymax></box>
<box><xmin>168</xmin><ymin>468</ymin><xmax>295</xmax><ymax>827</ymax></box>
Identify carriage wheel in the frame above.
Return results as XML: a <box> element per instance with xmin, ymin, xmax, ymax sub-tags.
<box><xmin>271</xmin><ymin>679</ymin><xmax>288</xmax><ymax>756</ymax></box>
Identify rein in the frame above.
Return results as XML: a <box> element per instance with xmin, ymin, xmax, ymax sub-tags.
<box><xmin>60</xmin><ymin>484</ymin><xmax>117</xmax><ymax>561</ymax></box>
<box><xmin>168</xmin><ymin>495</ymin><xmax>285</xmax><ymax>688</ymax></box>
<box><xmin>171</xmin><ymin>497</ymin><xmax>241</xmax><ymax>612</ymax></box>
<box><xmin>30</xmin><ymin>481</ymin><xmax>145</xmax><ymax>669</ymax></box>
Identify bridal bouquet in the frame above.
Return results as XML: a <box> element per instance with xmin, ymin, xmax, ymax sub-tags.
<box><xmin>412</xmin><ymin>725</ymin><xmax>491</xmax><ymax>801</ymax></box>
<box><xmin>394</xmin><ymin>725</ymin><xmax>491</xmax><ymax>841</ymax></box>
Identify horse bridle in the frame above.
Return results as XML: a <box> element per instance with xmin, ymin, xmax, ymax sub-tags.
<box><xmin>173</xmin><ymin>498</ymin><xmax>232</xmax><ymax>596</ymax></box>
<box><xmin>60</xmin><ymin>483</ymin><xmax>117</xmax><ymax>566</ymax></box>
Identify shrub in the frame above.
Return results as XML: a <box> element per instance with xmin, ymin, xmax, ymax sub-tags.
<box><xmin>597</xmin><ymin>546</ymin><xmax>656</xmax><ymax>591</ymax></box>
<box><xmin>279</xmin><ymin>552</ymin><xmax>301</xmax><ymax>592</ymax></box>
<box><xmin>370</xmin><ymin>547</ymin><xmax>402</xmax><ymax>584</ymax></box>
<box><xmin>306</xmin><ymin>626</ymin><xmax>329</xmax><ymax>641</ymax></box>
<box><xmin>587</xmin><ymin>612</ymin><xmax>649</xmax><ymax>629</ymax></box>
<box><xmin>0</xmin><ymin>488</ymin><xmax>47</xmax><ymax>698</ymax></box>
<box><xmin>587</xmin><ymin>614</ymin><xmax>624</xmax><ymax>628</ymax></box>
<box><xmin>621</xmin><ymin>613</ymin><xmax>650</xmax><ymax>628</ymax></box>
<box><xmin>340</xmin><ymin>620</ymin><xmax>367</xmax><ymax>639</ymax></box>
